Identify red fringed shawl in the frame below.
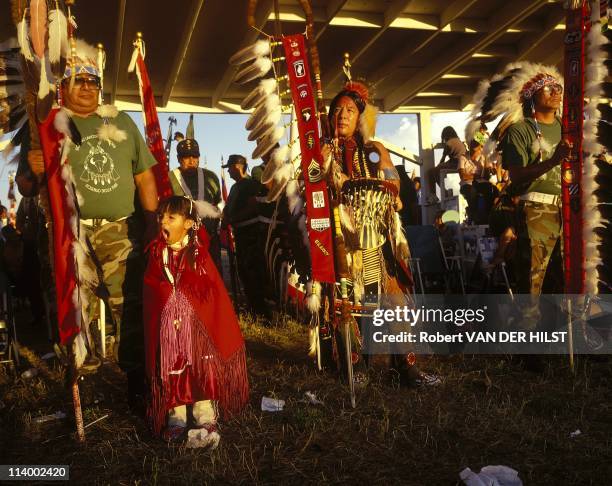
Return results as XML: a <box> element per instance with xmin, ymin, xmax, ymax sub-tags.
<box><xmin>143</xmin><ymin>228</ymin><xmax>249</xmax><ymax>435</ymax></box>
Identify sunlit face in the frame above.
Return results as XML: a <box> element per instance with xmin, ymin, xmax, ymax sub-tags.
<box><xmin>333</xmin><ymin>96</ymin><xmax>360</xmax><ymax>138</ymax></box>
<box><xmin>533</xmin><ymin>83</ymin><xmax>563</xmax><ymax>112</ymax></box>
<box><xmin>61</xmin><ymin>74</ymin><xmax>100</xmax><ymax>115</ymax></box>
<box><xmin>160</xmin><ymin>211</ymin><xmax>193</xmax><ymax>245</ymax></box>
<box><xmin>179</xmin><ymin>155</ymin><xmax>200</xmax><ymax>173</ymax></box>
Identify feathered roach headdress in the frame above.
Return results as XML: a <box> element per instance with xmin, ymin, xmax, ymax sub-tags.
<box><xmin>328</xmin><ymin>55</ymin><xmax>378</xmax><ymax>143</ymax></box>
<box><xmin>465</xmin><ymin>62</ymin><xmax>563</xmax><ymax>160</ymax></box>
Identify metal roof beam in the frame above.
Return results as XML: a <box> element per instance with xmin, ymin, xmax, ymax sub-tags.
<box><xmin>383</xmin><ymin>0</ymin><xmax>550</xmax><ymax>111</ymax></box>
<box><xmin>109</xmin><ymin>0</ymin><xmax>127</xmax><ymax>104</ymax></box>
<box><xmin>515</xmin><ymin>9</ymin><xmax>565</xmax><ymax>62</ymax></box>
<box><xmin>161</xmin><ymin>0</ymin><xmax>205</xmax><ymax>107</ymax></box>
<box><xmin>314</xmin><ymin>0</ymin><xmax>350</xmax><ymax>42</ymax></box>
<box><xmin>211</xmin><ymin>0</ymin><xmax>274</xmax><ymax>109</ymax></box>
<box><xmin>369</xmin><ymin>0</ymin><xmax>479</xmax><ymax>87</ymax></box>
<box><xmin>322</xmin><ymin>0</ymin><xmax>414</xmax><ymax>88</ymax></box>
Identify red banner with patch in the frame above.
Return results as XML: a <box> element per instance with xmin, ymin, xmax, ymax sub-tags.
<box><xmin>282</xmin><ymin>35</ymin><xmax>335</xmax><ymax>283</ymax></box>
<box><xmin>133</xmin><ymin>51</ymin><xmax>173</xmax><ymax>199</ymax></box>
<box><xmin>561</xmin><ymin>2</ymin><xmax>589</xmax><ymax>293</ymax></box>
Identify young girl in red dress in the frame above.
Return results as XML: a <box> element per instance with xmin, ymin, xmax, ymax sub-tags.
<box><xmin>143</xmin><ymin>196</ymin><xmax>249</xmax><ymax>447</ymax></box>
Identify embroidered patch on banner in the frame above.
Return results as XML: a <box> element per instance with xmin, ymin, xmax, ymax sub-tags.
<box><xmin>283</xmin><ymin>34</ymin><xmax>335</xmax><ymax>283</ymax></box>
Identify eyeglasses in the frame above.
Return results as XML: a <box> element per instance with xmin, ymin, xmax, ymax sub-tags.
<box><xmin>63</xmin><ymin>76</ymin><xmax>101</xmax><ymax>89</ymax></box>
<box><xmin>541</xmin><ymin>84</ymin><xmax>563</xmax><ymax>96</ymax></box>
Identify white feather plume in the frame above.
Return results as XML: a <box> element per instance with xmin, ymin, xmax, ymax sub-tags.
<box><xmin>305</xmin><ymin>280</ymin><xmax>321</xmax><ymax>314</ymax></box>
<box><xmin>48</xmin><ymin>9</ymin><xmax>69</xmax><ymax>64</ymax></box>
<box><xmin>193</xmin><ymin>200</ymin><xmax>221</xmax><ymax>219</ymax></box>
<box><xmin>97</xmin><ymin>123</ymin><xmax>127</xmax><ymax>143</ymax></box>
<box><xmin>261</xmin><ymin>145</ymin><xmax>289</xmax><ymax>184</ymax></box>
<box><xmin>229</xmin><ymin>39</ymin><xmax>270</xmax><ymax>66</ymax></box>
<box><xmin>246</xmin><ymin>94</ymin><xmax>280</xmax><ymax>131</ymax></box>
<box><xmin>241</xmin><ymin>77</ymin><xmax>278</xmax><ymax>110</ymax></box>
<box><xmin>266</xmin><ymin>163</ymin><xmax>294</xmax><ymax>202</ymax></box>
<box><xmin>96</xmin><ymin>104</ymin><xmax>119</xmax><ymax>118</ymax></box>
<box><xmin>17</xmin><ymin>19</ymin><xmax>34</xmax><ymax>61</ymax></box>
<box><xmin>53</xmin><ymin>108</ymin><xmax>72</xmax><ymax>137</ymax></box>
<box><xmin>235</xmin><ymin>57</ymin><xmax>273</xmax><ymax>85</ymax></box>
<box><xmin>252</xmin><ymin>126</ymin><xmax>285</xmax><ymax>160</ymax></box>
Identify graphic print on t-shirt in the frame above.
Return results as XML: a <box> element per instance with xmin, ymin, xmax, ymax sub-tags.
<box><xmin>531</xmin><ymin>139</ymin><xmax>561</xmax><ymax>193</ymax></box>
<box><xmin>77</xmin><ymin>136</ymin><xmax>120</xmax><ymax>194</ymax></box>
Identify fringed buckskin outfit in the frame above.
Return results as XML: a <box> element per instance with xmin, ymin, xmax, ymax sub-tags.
<box><xmin>143</xmin><ymin>227</ymin><xmax>249</xmax><ymax>436</ymax></box>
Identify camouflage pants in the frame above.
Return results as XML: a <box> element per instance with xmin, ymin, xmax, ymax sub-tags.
<box><xmin>514</xmin><ymin>200</ymin><xmax>562</xmax><ymax>330</ymax></box>
<box><xmin>82</xmin><ymin>218</ymin><xmax>145</xmax><ymax>371</ymax></box>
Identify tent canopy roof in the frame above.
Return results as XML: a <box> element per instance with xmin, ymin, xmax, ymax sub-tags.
<box><xmin>1</xmin><ymin>0</ymin><xmax>566</xmax><ymax>113</ymax></box>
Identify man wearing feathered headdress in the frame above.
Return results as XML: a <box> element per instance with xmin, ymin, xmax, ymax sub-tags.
<box><xmin>466</xmin><ymin>63</ymin><xmax>572</xmax><ymax>338</ymax></box>
<box><xmin>23</xmin><ymin>40</ymin><xmax>159</xmax><ymax>397</ymax></box>
<box><xmin>321</xmin><ymin>80</ymin><xmax>439</xmax><ymax>387</ymax></box>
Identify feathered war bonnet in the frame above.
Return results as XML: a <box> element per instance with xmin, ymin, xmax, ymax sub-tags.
<box><xmin>329</xmin><ymin>79</ymin><xmax>378</xmax><ymax>143</ymax></box>
<box><xmin>60</xmin><ymin>39</ymin><xmax>126</xmax><ymax>144</ymax></box>
<box><xmin>464</xmin><ymin>62</ymin><xmax>562</xmax><ymax>159</ymax></box>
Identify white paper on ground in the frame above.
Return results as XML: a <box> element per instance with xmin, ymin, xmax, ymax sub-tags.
<box><xmin>460</xmin><ymin>465</ymin><xmax>523</xmax><ymax>486</ymax></box>
<box><xmin>261</xmin><ymin>396</ymin><xmax>285</xmax><ymax>411</ymax></box>
<box><xmin>570</xmin><ymin>429</ymin><xmax>582</xmax><ymax>438</ymax></box>
<box><xmin>304</xmin><ymin>391</ymin><xmax>324</xmax><ymax>405</ymax></box>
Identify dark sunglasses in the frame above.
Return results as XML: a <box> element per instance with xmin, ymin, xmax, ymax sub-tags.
<box><xmin>63</xmin><ymin>76</ymin><xmax>101</xmax><ymax>89</ymax></box>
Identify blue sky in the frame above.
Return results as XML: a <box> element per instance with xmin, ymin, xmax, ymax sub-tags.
<box><xmin>125</xmin><ymin>110</ymin><xmax>472</xmax><ymax>188</ymax></box>
<box><xmin>1</xmin><ymin>110</ymin><xmax>471</xmax><ymax>205</ymax></box>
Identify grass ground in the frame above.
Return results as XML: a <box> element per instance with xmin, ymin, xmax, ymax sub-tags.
<box><xmin>1</xmin><ymin>313</ymin><xmax>610</xmax><ymax>485</ymax></box>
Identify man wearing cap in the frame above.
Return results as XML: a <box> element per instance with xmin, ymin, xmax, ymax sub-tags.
<box><xmin>223</xmin><ymin>154</ymin><xmax>271</xmax><ymax>320</ymax></box>
<box><xmin>169</xmin><ymin>138</ymin><xmax>222</xmax><ymax>270</ymax></box>
<box><xmin>21</xmin><ymin>41</ymin><xmax>158</xmax><ymax>394</ymax></box>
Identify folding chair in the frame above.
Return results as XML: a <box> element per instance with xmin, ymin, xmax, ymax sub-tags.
<box><xmin>405</xmin><ymin>225</ymin><xmax>457</xmax><ymax>293</ymax></box>
<box><xmin>0</xmin><ymin>280</ymin><xmax>20</xmax><ymax>368</ymax></box>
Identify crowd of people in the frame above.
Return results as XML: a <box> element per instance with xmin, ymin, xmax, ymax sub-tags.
<box><xmin>0</xmin><ymin>38</ymin><xmax>591</xmax><ymax>450</ymax></box>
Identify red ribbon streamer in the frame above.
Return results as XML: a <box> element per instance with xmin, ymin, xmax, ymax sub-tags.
<box><xmin>561</xmin><ymin>3</ymin><xmax>588</xmax><ymax>293</ymax></box>
<box><xmin>135</xmin><ymin>52</ymin><xmax>173</xmax><ymax>199</ymax></box>
<box><xmin>282</xmin><ymin>34</ymin><xmax>335</xmax><ymax>283</ymax></box>
<box><xmin>38</xmin><ymin>109</ymin><xmax>79</xmax><ymax>344</ymax></box>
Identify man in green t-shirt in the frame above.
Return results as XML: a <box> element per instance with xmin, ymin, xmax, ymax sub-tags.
<box><xmin>169</xmin><ymin>138</ymin><xmax>222</xmax><ymax>270</ymax></box>
<box><xmin>500</xmin><ymin>74</ymin><xmax>572</xmax><ymax>330</ymax></box>
<box><xmin>23</xmin><ymin>45</ymin><xmax>158</xmax><ymax>397</ymax></box>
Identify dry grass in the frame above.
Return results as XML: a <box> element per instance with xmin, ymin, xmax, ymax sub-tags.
<box><xmin>1</xmin><ymin>313</ymin><xmax>610</xmax><ymax>485</ymax></box>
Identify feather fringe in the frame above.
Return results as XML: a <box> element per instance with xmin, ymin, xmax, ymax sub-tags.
<box><xmin>245</xmin><ymin>94</ymin><xmax>280</xmax><ymax>131</ymax></box>
<box><xmin>266</xmin><ymin>163</ymin><xmax>293</xmax><ymax>202</ymax></box>
<box><xmin>48</xmin><ymin>8</ymin><xmax>68</xmax><ymax>64</ymax></box>
<box><xmin>72</xmin><ymin>332</ymin><xmax>87</xmax><ymax>369</ymax></box>
<box><xmin>30</xmin><ymin>0</ymin><xmax>48</xmax><ymax>59</ymax></box>
<box><xmin>339</xmin><ymin>203</ymin><xmax>355</xmax><ymax>234</ymax></box>
<box><xmin>252</xmin><ymin>126</ymin><xmax>285</xmax><ymax>160</ymax></box>
<box><xmin>229</xmin><ymin>39</ymin><xmax>270</xmax><ymax>66</ymax></box>
<box><xmin>260</xmin><ymin>145</ymin><xmax>289</xmax><ymax>184</ymax></box>
<box><xmin>241</xmin><ymin>77</ymin><xmax>277</xmax><ymax>111</ymax></box>
<box><xmin>148</xmin><ymin>291</ymin><xmax>249</xmax><ymax>436</ymax></box>
<box><xmin>17</xmin><ymin>19</ymin><xmax>34</xmax><ymax>61</ymax></box>
<box><xmin>234</xmin><ymin>57</ymin><xmax>273</xmax><ymax>85</ymax></box>
<box><xmin>248</xmin><ymin>120</ymin><xmax>276</xmax><ymax>142</ymax></box>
